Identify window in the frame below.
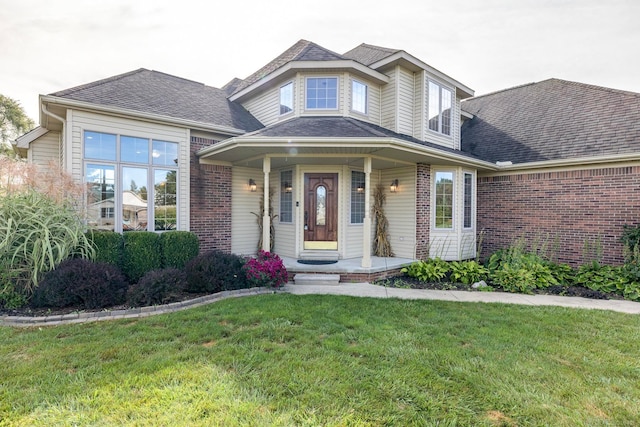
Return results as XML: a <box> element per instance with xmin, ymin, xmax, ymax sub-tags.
<box><xmin>428</xmin><ymin>81</ymin><xmax>452</xmax><ymax>136</ymax></box>
<box><xmin>350</xmin><ymin>171</ymin><xmax>365</xmax><ymax>224</ymax></box>
<box><xmin>351</xmin><ymin>80</ymin><xmax>367</xmax><ymax>114</ymax></box>
<box><xmin>306</xmin><ymin>77</ymin><xmax>337</xmax><ymax>110</ymax></box>
<box><xmin>463</xmin><ymin>173</ymin><xmax>473</xmax><ymax>229</ymax></box>
<box><xmin>434</xmin><ymin>171</ymin><xmax>454</xmax><ymax>229</ymax></box>
<box><xmin>280</xmin><ymin>170</ymin><xmax>293</xmax><ymax>223</ymax></box>
<box><xmin>280</xmin><ymin>82</ymin><xmax>294</xmax><ymax>115</ymax></box>
<box><xmin>84</xmin><ymin>131</ymin><xmax>179</xmax><ymax>232</ymax></box>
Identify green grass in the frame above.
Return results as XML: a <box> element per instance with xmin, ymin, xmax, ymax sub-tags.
<box><xmin>2</xmin><ymin>295</ymin><xmax>640</xmax><ymax>426</ymax></box>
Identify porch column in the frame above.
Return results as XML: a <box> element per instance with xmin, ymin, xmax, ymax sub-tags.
<box><xmin>361</xmin><ymin>157</ymin><xmax>372</xmax><ymax>268</ymax></box>
<box><xmin>262</xmin><ymin>157</ymin><xmax>271</xmax><ymax>252</ymax></box>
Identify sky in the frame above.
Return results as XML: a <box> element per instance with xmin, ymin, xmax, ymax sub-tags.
<box><xmin>1</xmin><ymin>0</ymin><xmax>639</xmax><ymax>122</ymax></box>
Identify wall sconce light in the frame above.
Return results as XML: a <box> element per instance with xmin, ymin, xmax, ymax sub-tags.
<box><xmin>390</xmin><ymin>179</ymin><xmax>399</xmax><ymax>193</ymax></box>
<box><xmin>356</xmin><ymin>182</ymin><xmax>365</xmax><ymax>193</ymax></box>
<box><xmin>284</xmin><ymin>182</ymin><xmax>292</xmax><ymax>193</ymax></box>
<box><xmin>249</xmin><ymin>179</ymin><xmax>257</xmax><ymax>192</ymax></box>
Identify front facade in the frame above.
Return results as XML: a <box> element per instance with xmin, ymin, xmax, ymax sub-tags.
<box><xmin>15</xmin><ymin>40</ymin><xmax>640</xmax><ymax>275</ymax></box>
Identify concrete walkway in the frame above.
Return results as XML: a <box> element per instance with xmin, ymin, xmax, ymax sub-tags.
<box><xmin>283</xmin><ymin>283</ymin><xmax>640</xmax><ymax>314</ymax></box>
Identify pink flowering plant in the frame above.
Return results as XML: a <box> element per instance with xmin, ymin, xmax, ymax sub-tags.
<box><xmin>243</xmin><ymin>250</ymin><xmax>288</xmax><ymax>288</ymax></box>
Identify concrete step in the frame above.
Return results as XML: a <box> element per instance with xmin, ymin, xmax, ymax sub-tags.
<box><xmin>298</xmin><ymin>251</ymin><xmax>340</xmax><ymax>262</ymax></box>
<box><xmin>293</xmin><ymin>273</ymin><xmax>341</xmax><ymax>286</ymax></box>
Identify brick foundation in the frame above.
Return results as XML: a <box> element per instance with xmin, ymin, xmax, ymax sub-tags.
<box><xmin>477</xmin><ymin>166</ymin><xmax>640</xmax><ymax>266</ymax></box>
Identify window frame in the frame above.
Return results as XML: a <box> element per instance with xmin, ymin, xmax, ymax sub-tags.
<box><xmin>463</xmin><ymin>172</ymin><xmax>474</xmax><ymax>229</ymax></box>
<box><xmin>305</xmin><ymin>76</ymin><xmax>339</xmax><ymax>111</ymax></box>
<box><xmin>351</xmin><ymin>79</ymin><xmax>368</xmax><ymax>115</ymax></box>
<box><xmin>350</xmin><ymin>170</ymin><xmax>366</xmax><ymax>224</ymax></box>
<box><xmin>427</xmin><ymin>80</ymin><xmax>453</xmax><ymax>136</ymax></box>
<box><xmin>279</xmin><ymin>81</ymin><xmax>294</xmax><ymax>116</ymax></box>
<box><xmin>279</xmin><ymin>170</ymin><xmax>293</xmax><ymax>223</ymax></box>
<box><xmin>433</xmin><ymin>170</ymin><xmax>455</xmax><ymax>230</ymax></box>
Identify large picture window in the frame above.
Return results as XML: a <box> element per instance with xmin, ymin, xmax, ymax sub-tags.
<box><xmin>306</xmin><ymin>77</ymin><xmax>338</xmax><ymax>110</ymax></box>
<box><xmin>434</xmin><ymin>171</ymin><xmax>454</xmax><ymax>229</ymax></box>
<box><xmin>428</xmin><ymin>81</ymin><xmax>452</xmax><ymax>136</ymax></box>
<box><xmin>350</xmin><ymin>171</ymin><xmax>365</xmax><ymax>224</ymax></box>
<box><xmin>84</xmin><ymin>130</ymin><xmax>179</xmax><ymax>232</ymax></box>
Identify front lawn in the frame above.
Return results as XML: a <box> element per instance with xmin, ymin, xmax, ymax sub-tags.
<box><xmin>2</xmin><ymin>294</ymin><xmax>640</xmax><ymax>426</ymax></box>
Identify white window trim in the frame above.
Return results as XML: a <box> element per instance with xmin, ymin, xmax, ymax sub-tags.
<box><xmin>427</xmin><ymin>79</ymin><xmax>454</xmax><ymax>137</ymax></box>
<box><xmin>349</xmin><ymin>170</ymin><xmax>366</xmax><ymax>225</ymax></box>
<box><xmin>432</xmin><ymin>169</ymin><xmax>456</xmax><ymax>231</ymax></box>
<box><xmin>304</xmin><ymin>76</ymin><xmax>339</xmax><ymax>111</ymax></box>
<box><xmin>463</xmin><ymin>171</ymin><xmax>475</xmax><ymax>230</ymax></box>
<box><xmin>351</xmin><ymin>79</ymin><xmax>368</xmax><ymax>116</ymax></box>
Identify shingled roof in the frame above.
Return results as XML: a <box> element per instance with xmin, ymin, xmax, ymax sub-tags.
<box><xmin>343</xmin><ymin>43</ymin><xmax>400</xmax><ymax>66</ymax></box>
<box><xmin>227</xmin><ymin>40</ymin><xmax>347</xmax><ymax>96</ymax></box>
<box><xmin>460</xmin><ymin>79</ymin><xmax>640</xmax><ymax>164</ymax></box>
<box><xmin>50</xmin><ymin>69</ymin><xmax>263</xmax><ymax>132</ymax></box>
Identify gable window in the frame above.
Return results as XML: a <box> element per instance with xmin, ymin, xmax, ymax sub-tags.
<box><xmin>428</xmin><ymin>81</ymin><xmax>452</xmax><ymax>136</ymax></box>
<box><xmin>434</xmin><ymin>171</ymin><xmax>454</xmax><ymax>229</ymax></box>
<box><xmin>280</xmin><ymin>82</ymin><xmax>294</xmax><ymax>115</ymax></box>
<box><xmin>84</xmin><ymin>130</ymin><xmax>179</xmax><ymax>233</ymax></box>
<box><xmin>350</xmin><ymin>171</ymin><xmax>365</xmax><ymax>224</ymax></box>
<box><xmin>463</xmin><ymin>172</ymin><xmax>473</xmax><ymax>229</ymax></box>
<box><xmin>351</xmin><ymin>80</ymin><xmax>367</xmax><ymax>114</ymax></box>
<box><xmin>280</xmin><ymin>170</ymin><xmax>293</xmax><ymax>223</ymax></box>
<box><xmin>306</xmin><ymin>77</ymin><xmax>337</xmax><ymax>110</ymax></box>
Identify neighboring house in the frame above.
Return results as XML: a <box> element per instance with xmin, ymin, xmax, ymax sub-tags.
<box><xmin>13</xmin><ymin>40</ymin><xmax>640</xmax><ymax>280</ymax></box>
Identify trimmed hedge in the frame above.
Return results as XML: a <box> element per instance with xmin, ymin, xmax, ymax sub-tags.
<box><xmin>185</xmin><ymin>250</ymin><xmax>248</xmax><ymax>293</ymax></box>
<box><xmin>89</xmin><ymin>231</ymin><xmax>123</xmax><ymax>268</ymax></box>
<box><xmin>122</xmin><ymin>232</ymin><xmax>162</xmax><ymax>283</ymax></box>
<box><xmin>159</xmin><ymin>231</ymin><xmax>199</xmax><ymax>269</ymax></box>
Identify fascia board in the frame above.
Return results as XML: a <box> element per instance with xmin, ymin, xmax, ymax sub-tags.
<box><xmin>40</xmin><ymin>95</ymin><xmax>247</xmax><ymax>136</ymax></box>
<box><xmin>495</xmin><ymin>153</ymin><xmax>640</xmax><ymax>172</ymax></box>
<box><xmin>369</xmin><ymin>51</ymin><xmax>474</xmax><ymax>98</ymax></box>
<box><xmin>15</xmin><ymin>126</ymin><xmax>49</xmax><ymax>148</ymax></box>
<box><xmin>228</xmin><ymin>60</ymin><xmax>390</xmax><ymax>102</ymax></box>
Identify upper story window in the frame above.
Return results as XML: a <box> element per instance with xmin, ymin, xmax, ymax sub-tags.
<box><xmin>351</xmin><ymin>80</ymin><xmax>367</xmax><ymax>115</ymax></box>
<box><xmin>428</xmin><ymin>81</ymin><xmax>452</xmax><ymax>136</ymax></box>
<box><xmin>306</xmin><ymin>77</ymin><xmax>338</xmax><ymax>110</ymax></box>
<box><xmin>280</xmin><ymin>82</ymin><xmax>294</xmax><ymax>115</ymax></box>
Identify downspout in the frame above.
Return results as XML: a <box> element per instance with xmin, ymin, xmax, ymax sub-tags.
<box><xmin>41</xmin><ymin>104</ymin><xmax>66</xmax><ymax>167</ymax></box>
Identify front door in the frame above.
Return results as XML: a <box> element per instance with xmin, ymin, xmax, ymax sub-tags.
<box><xmin>304</xmin><ymin>173</ymin><xmax>338</xmax><ymax>250</ymax></box>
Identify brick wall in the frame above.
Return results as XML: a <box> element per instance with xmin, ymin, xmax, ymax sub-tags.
<box><xmin>415</xmin><ymin>163</ymin><xmax>431</xmax><ymax>259</ymax></box>
<box><xmin>190</xmin><ymin>137</ymin><xmax>232</xmax><ymax>252</ymax></box>
<box><xmin>477</xmin><ymin>166</ymin><xmax>640</xmax><ymax>266</ymax></box>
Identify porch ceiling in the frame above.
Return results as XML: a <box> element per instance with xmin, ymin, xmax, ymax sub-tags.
<box><xmin>197</xmin><ymin>137</ymin><xmax>497</xmax><ymax>171</ymax></box>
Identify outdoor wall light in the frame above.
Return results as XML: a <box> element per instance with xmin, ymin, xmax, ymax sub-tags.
<box><xmin>390</xmin><ymin>179</ymin><xmax>399</xmax><ymax>193</ymax></box>
<box><xmin>249</xmin><ymin>179</ymin><xmax>257</xmax><ymax>192</ymax></box>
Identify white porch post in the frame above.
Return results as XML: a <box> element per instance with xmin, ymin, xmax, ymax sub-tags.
<box><xmin>262</xmin><ymin>157</ymin><xmax>271</xmax><ymax>252</ymax></box>
<box><xmin>361</xmin><ymin>157</ymin><xmax>372</xmax><ymax>268</ymax></box>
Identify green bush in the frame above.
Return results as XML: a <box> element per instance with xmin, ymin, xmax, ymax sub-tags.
<box><xmin>492</xmin><ymin>263</ymin><xmax>537</xmax><ymax>293</ymax></box>
<box><xmin>127</xmin><ymin>268</ymin><xmax>187</xmax><ymax>306</ymax></box>
<box><xmin>122</xmin><ymin>232</ymin><xmax>162</xmax><ymax>283</ymax></box>
<box><xmin>449</xmin><ymin>260</ymin><xmax>489</xmax><ymax>285</ymax></box>
<box><xmin>159</xmin><ymin>231</ymin><xmax>199</xmax><ymax>269</ymax></box>
<box><xmin>0</xmin><ymin>189</ymin><xmax>94</xmax><ymax>295</ymax></box>
<box><xmin>487</xmin><ymin>245</ymin><xmax>558</xmax><ymax>291</ymax></box>
<box><xmin>89</xmin><ymin>231</ymin><xmax>123</xmax><ymax>267</ymax></box>
<box><xmin>185</xmin><ymin>251</ymin><xmax>247</xmax><ymax>293</ymax></box>
<box><xmin>401</xmin><ymin>257</ymin><xmax>450</xmax><ymax>282</ymax></box>
<box><xmin>31</xmin><ymin>258</ymin><xmax>128</xmax><ymax>309</ymax></box>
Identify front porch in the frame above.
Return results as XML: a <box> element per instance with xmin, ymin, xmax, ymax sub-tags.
<box><xmin>281</xmin><ymin>255</ymin><xmax>414</xmax><ymax>284</ymax></box>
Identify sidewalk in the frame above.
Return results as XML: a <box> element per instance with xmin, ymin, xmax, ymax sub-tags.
<box><xmin>282</xmin><ymin>283</ymin><xmax>640</xmax><ymax>314</ymax></box>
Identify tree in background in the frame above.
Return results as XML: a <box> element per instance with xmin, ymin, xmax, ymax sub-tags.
<box><xmin>0</xmin><ymin>94</ymin><xmax>35</xmax><ymax>156</ymax></box>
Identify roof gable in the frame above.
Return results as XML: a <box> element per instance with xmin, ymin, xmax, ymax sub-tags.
<box><xmin>461</xmin><ymin>79</ymin><xmax>640</xmax><ymax>164</ymax></box>
<box><xmin>343</xmin><ymin>43</ymin><xmax>400</xmax><ymax>66</ymax></box>
<box><xmin>50</xmin><ymin>69</ymin><xmax>263</xmax><ymax>132</ymax></box>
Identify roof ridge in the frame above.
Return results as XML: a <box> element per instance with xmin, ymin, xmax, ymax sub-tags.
<box><xmin>352</xmin><ymin>42</ymin><xmax>399</xmax><ymax>54</ymax></box>
<box><xmin>544</xmin><ymin>78</ymin><xmax>640</xmax><ymax>97</ymax></box>
<box><xmin>463</xmin><ymin>82</ymin><xmax>538</xmax><ymax>101</ymax></box>
<box><xmin>51</xmin><ymin>68</ymin><xmax>150</xmax><ymax>96</ymax></box>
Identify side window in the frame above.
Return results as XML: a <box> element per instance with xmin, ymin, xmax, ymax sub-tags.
<box><xmin>280</xmin><ymin>170</ymin><xmax>293</xmax><ymax>223</ymax></box>
<box><xmin>351</xmin><ymin>80</ymin><xmax>367</xmax><ymax>114</ymax></box>
<box><xmin>463</xmin><ymin>172</ymin><xmax>474</xmax><ymax>229</ymax></box>
<box><xmin>280</xmin><ymin>82</ymin><xmax>294</xmax><ymax>115</ymax></box>
<box><xmin>434</xmin><ymin>171</ymin><xmax>454</xmax><ymax>229</ymax></box>
<box><xmin>350</xmin><ymin>171</ymin><xmax>365</xmax><ymax>224</ymax></box>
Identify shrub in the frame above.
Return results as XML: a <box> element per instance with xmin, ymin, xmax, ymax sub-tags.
<box><xmin>127</xmin><ymin>268</ymin><xmax>187</xmax><ymax>306</ymax></box>
<box><xmin>449</xmin><ymin>260</ymin><xmax>489</xmax><ymax>285</ymax></box>
<box><xmin>487</xmin><ymin>245</ymin><xmax>558</xmax><ymax>291</ymax></box>
<box><xmin>159</xmin><ymin>231</ymin><xmax>199</xmax><ymax>269</ymax></box>
<box><xmin>89</xmin><ymin>231</ymin><xmax>123</xmax><ymax>267</ymax></box>
<box><xmin>0</xmin><ymin>189</ymin><xmax>94</xmax><ymax>295</ymax></box>
<box><xmin>492</xmin><ymin>263</ymin><xmax>537</xmax><ymax>293</ymax></box>
<box><xmin>31</xmin><ymin>258</ymin><xmax>128</xmax><ymax>309</ymax></box>
<box><xmin>401</xmin><ymin>257</ymin><xmax>450</xmax><ymax>282</ymax></box>
<box><xmin>185</xmin><ymin>251</ymin><xmax>247</xmax><ymax>293</ymax></box>
<box><xmin>122</xmin><ymin>232</ymin><xmax>162</xmax><ymax>283</ymax></box>
<box><xmin>243</xmin><ymin>250</ymin><xmax>288</xmax><ymax>288</ymax></box>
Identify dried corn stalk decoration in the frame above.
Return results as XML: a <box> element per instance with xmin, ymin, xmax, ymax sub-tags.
<box><xmin>251</xmin><ymin>187</ymin><xmax>277</xmax><ymax>251</ymax></box>
<box><xmin>373</xmin><ymin>184</ymin><xmax>394</xmax><ymax>257</ymax></box>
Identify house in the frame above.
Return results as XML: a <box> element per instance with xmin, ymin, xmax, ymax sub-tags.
<box><xmin>14</xmin><ymin>40</ymin><xmax>640</xmax><ymax>281</ymax></box>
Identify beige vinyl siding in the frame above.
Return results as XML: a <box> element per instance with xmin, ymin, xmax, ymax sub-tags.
<box><xmin>380</xmin><ymin>166</ymin><xmax>416</xmax><ymax>259</ymax></box>
<box><xmin>413</xmin><ymin>71</ymin><xmax>425</xmax><ymax>140</ymax></box>
<box><xmin>273</xmin><ymin>169</ymin><xmax>296</xmax><ymax>258</ymax></box>
<box><xmin>397</xmin><ymin>67</ymin><xmax>414</xmax><ymax>136</ymax></box>
<box><xmin>30</xmin><ymin>131</ymin><xmax>61</xmax><ymax>166</ymax></box>
<box><xmin>231</xmin><ymin>167</ymin><xmax>261</xmax><ymax>255</ymax></box>
<box><xmin>452</xmin><ymin>93</ymin><xmax>462</xmax><ymax>150</ymax></box>
<box><xmin>380</xmin><ymin>68</ymin><xmax>397</xmax><ymax>131</ymax></box>
<box><xmin>242</xmin><ymin>85</ymin><xmax>281</xmax><ymax>126</ymax></box>
<box><xmin>70</xmin><ymin>110</ymin><xmax>190</xmax><ymax>230</ymax></box>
